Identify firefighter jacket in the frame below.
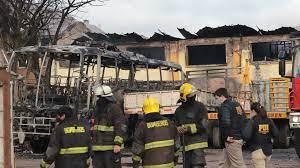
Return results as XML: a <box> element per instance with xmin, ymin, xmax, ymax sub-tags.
<box><xmin>92</xmin><ymin>102</ymin><xmax>127</xmax><ymax>152</ymax></box>
<box><xmin>174</xmin><ymin>100</ymin><xmax>208</xmax><ymax>152</ymax></box>
<box><xmin>132</xmin><ymin>113</ymin><xmax>179</xmax><ymax>168</ymax></box>
<box><xmin>243</xmin><ymin>116</ymin><xmax>279</xmax><ymax>156</ymax></box>
<box><xmin>219</xmin><ymin>98</ymin><xmax>246</xmax><ymax>142</ymax></box>
<box><xmin>43</xmin><ymin>118</ymin><xmax>92</xmax><ymax>168</ymax></box>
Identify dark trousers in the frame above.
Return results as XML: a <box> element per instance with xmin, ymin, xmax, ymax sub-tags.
<box><xmin>92</xmin><ymin>151</ymin><xmax>121</xmax><ymax>168</ymax></box>
<box><xmin>184</xmin><ymin>149</ymin><xmax>206</xmax><ymax>168</ymax></box>
<box><xmin>55</xmin><ymin>155</ymin><xmax>89</xmax><ymax>168</ymax></box>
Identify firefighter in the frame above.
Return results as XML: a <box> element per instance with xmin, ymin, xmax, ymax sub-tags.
<box><xmin>40</xmin><ymin>106</ymin><xmax>92</xmax><ymax>168</ymax></box>
<box><xmin>92</xmin><ymin>85</ymin><xmax>127</xmax><ymax>168</ymax></box>
<box><xmin>175</xmin><ymin>83</ymin><xmax>208</xmax><ymax>168</ymax></box>
<box><xmin>243</xmin><ymin>102</ymin><xmax>279</xmax><ymax>168</ymax></box>
<box><xmin>132</xmin><ymin>97</ymin><xmax>179</xmax><ymax>168</ymax></box>
<box><xmin>214</xmin><ymin>88</ymin><xmax>246</xmax><ymax>168</ymax></box>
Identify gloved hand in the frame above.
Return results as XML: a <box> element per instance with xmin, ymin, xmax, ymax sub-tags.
<box><xmin>40</xmin><ymin>160</ymin><xmax>50</xmax><ymax>168</ymax></box>
<box><xmin>177</xmin><ymin>126</ymin><xmax>187</xmax><ymax>134</ymax></box>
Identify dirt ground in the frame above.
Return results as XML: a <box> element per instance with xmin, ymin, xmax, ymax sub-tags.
<box><xmin>15</xmin><ymin>148</ymin><xmax>300</xmax><ymax>168</ymax></box>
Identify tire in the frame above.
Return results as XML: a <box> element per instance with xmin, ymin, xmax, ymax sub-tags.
<box><xmin>212</xmin><ymin>126</ymin><xmax>221</xmax><ymax>148</ymax></box>
<box><xmin>274</xmin><ymin>124</ymin><xmax>290</xmax><ymax>148</ymax></box>
<box><xmin>294</xmin><ymin>128</ymin><xmax>300</xmax><ymax>158</ymax></box>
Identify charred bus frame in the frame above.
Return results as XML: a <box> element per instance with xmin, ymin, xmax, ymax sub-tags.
<box><xmin>7</xmin><ymin>45</ymin><xmax>183</xmax><ymax>152</ymax></box>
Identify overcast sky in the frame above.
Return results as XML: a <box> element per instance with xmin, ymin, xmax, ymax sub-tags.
<box><xmin>79</xmin><ymin>0</ymin><xmax>300</xmax><ymax>38</ymax></box>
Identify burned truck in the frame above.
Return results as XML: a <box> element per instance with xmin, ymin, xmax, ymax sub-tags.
<box><xmin>7</xmin><ymin>45</ymin><xmax>184</xmax><ymax>153</ymax></box>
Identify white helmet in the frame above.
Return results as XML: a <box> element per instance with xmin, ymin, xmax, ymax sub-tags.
<box><xmin>94</xmin><ymin>85</ymin><xmax>113</xmax><ymax>97</ymax></box>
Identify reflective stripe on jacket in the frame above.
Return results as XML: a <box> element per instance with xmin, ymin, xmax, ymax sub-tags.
<box><xmin>175</xmin><ymin>101</ymin><xmax>208</xmax><ymax>151</ymax></box>
<box><xmin>43</xmin><ymin>119</ymin><xmax>91</xmax><ymax>168</ymax></box>
<box><xmin>92</xmin><ymin>102</ymin><xmax>127</xmax><ymax>151</ymax></box>
<box><xmin>132</xmin><ymin>114</ymin><xmax>178</xmax><ymax>167</ymax></box>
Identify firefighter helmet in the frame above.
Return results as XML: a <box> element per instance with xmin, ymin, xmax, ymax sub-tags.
<box><xmin>94</xmin><ymin>85</ymin><xmax>113</xmax><ymax>97</ymax></box>
<box><xmin>93</xmin><ymin>85</ymin><xmax>116</xmax><ymax>102</ymax></box>
<box><xmin>143</xmin><ymin>97</ymin><xmax>160</xmax><ymax>114</ymax></box>
<box><xmin>179</xmin><ymin>83</ymin><xmax>198</xmax><ymax>102</ymax></box>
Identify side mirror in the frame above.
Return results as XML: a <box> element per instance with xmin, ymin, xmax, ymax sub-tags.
<box><xmin>279</xmin><ymin>59</ymin><xmax>286</xmax><ymax>77</ymax></box>
<box><xmin>278</xmin><ymin>51</ymin><xmax>286</xmax><ymax>77</ymax></box>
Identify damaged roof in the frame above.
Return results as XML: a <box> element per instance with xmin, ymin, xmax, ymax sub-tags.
<box><xmin>177</xmin><ymin>28</ymin><xmax>198</xmax><ymax>39</ymax></box>
<box><xmin>12</xmin><ymin>45</ymin><xmax>182</xmax><ymax>71</ymax></box>
<box><xmin>148</xmin><ymin>31</ymin><xmax>181</xmax><ymax>41</ymax></box>
<box><xmin>178</xmin><ymin>25</ymin><xmax>297</xmax><ymax>39</ymax></box>
<box><xmin>196</xmin><ymin>25</ymin><xmax>259</xmax><ymax>37</ymax></box>
<box><xmin>71</xmin><ymin>25</ymin><xmax>297</xmax><ymax>44</ymax></box>
<box><xmin>73</xmin><ymin>31</ymin><xmax>181</xmax><ymax>44</ymax></box>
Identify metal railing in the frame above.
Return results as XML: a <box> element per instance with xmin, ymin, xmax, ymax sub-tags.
<box><xmin>13</xmin><ymin>116</ymin><xmax>56</xmax><ymax>135</ymax></box>
<box><xmin>186</xmin><ymin>67</ymin><xmax>242</xmax><ymax>79</ymax></box>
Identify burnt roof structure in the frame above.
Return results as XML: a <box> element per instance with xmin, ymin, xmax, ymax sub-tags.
<box><xmin>72</xmin><ymin>25</ymin><xmax>297</xmax><ymax>44</ymax></box>
<box><xmin>177</xmin><ymin>25</ymin><xmax>297</xmax><ymax>39</ymax></box>
<box><xmin>148</xmin><ymin>32</ymin><xmax>181</xmax><ymax>42</ymax></box>
<box><xmin>259</xmin><ymin>27</ymin><xmax>297</xmax><ymax>35</ymax></box>
<box><xmin>177</xmin><ymin>28</ymin><xmax>198</xmax><ymax>39</ymax></box>
<box><xmin>196</xmin><ymin>25</ymin><xmax>259</xmax><ymax>38</ymax></box>
<box><xmin>11</xmin><ymin>45</ymin><xmax>182</xmax><ymax>71</ymax></box>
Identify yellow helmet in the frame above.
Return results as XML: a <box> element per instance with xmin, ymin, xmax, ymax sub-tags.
<box><xmin>179</xmin><ymin>83</ymin><xmax>198</xmax><ymax>102</ymax></box>
<box><xmin>143</xmin><ymin>97</ymin><xmax>160</xmax><ymax>114</ymax></box>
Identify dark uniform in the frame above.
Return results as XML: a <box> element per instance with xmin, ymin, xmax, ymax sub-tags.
<box><xmin>244</xmin><ymin>116</ymin><xmax>279</xmax><ymax>167</ymax></box>
<box><xmin>218</xmin><ymin>98</ymin><xmax>246</xmax><ymax>168</ymax></box>
<box><xmin>132</xmin><ymin>113</ymin><xmax>178</xmax><ymax>168</ymax></box>
<box><xmin>92</xmin><ymin>101</ymin><xmax>127</xmax><ymax>168</ymax></box>
<box><xmin>219</xmin><ymin>98</ymin><xmax>246</xmax><ymax>144</ymax></box>
<box><xmin>43</xmin><ymin>118</ymin><xmax>92</xmax><ymax>168</ymax></box>
<box><xmin>175</xmin><ymin>100</ymin><xmax>208</xmax><ymax>168</ymax></box>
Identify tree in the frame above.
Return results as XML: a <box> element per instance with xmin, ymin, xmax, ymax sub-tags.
<box><xmin>0</xmin><ymin>0</ymin><xmax>105</xmax><ymax>50</ymax></box>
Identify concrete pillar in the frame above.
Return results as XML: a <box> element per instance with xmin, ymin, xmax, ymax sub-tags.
<box><xmin>0</xmin><ymin>68</ymin><xmax>13</xmax><ymax>168</ymax></box>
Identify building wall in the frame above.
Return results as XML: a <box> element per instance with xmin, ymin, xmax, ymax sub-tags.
<box><xmin>118</xmin><ymin>35</ymin><xmax>292</xmax><ymax>82</ymax></box>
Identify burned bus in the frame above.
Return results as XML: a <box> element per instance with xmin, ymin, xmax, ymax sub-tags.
<box><xmin>7</xmin><ymin>45</ymin><xmax>183</xmax><ymax>153</ymax></box>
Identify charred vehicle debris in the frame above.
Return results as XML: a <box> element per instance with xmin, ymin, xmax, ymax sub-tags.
<box><xmin>7</xmin><ymin>45</ymin><xmax>184</xmax><ymax>153</ymax></box>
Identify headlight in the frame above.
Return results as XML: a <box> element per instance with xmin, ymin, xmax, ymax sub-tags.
<box><xmin>292</xmin><ymin>116</ymin><xmax>299</xmax><ymax>122</ymax></box>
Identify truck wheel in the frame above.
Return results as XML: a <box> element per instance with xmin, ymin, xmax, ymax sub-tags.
<box><xmin>276</xmin><ymin>124</ymin><xmax>290</xmax><ymax>148</ymax></box>
<box><xmin>294</xmin><ymin>128</ymin><xmax>300</xmax><ymax>158</ymax></box>
<box><xmin>212</xmin><ymin>126</ymin><xmax>221</xmax><ymax>148</ymax></box>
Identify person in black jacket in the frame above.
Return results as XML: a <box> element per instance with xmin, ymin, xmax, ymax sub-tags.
<box><xmin>40</xmin><ymin>106</ymin><xmax>92</xmax><ymax>168</ymax></box>
<box><xmin>243</xmin><ymin>102</ymin><xmax>279</xmax><ymax>168</ymax></box>
<box><xmin>214</xmin><ymin>88</ymin><xmax>246</xmax><ymax>168</ymax></box>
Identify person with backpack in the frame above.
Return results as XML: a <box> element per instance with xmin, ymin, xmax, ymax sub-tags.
<box><xmin>243</xmin><ymin>102</ymin><xmax>279</xmax><ymax>168</ymax></box>
<box><xmin>214</xmin><ymin>88</ymin><xmax>246</xmax><ymax>168</ymax></box>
